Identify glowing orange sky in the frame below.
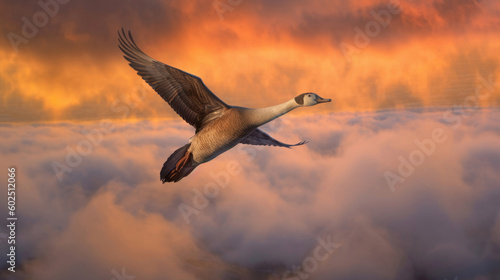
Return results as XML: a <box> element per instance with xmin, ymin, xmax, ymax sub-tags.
<box><xmin>1</xmin><ymin>0</ymin><xmax>499</xmax><ymax>122</ymax></box>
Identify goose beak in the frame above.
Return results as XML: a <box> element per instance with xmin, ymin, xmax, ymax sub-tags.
<box><xmin>316</xmin><ymin>97</ymin><xmax>332</xmax><ymax>103</ymax></box>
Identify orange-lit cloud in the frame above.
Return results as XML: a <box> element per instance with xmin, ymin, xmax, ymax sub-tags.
<box><xmin>0</xmin><ymin>0</ymin><xmax>499</xmax><ymax>122</ymax></box>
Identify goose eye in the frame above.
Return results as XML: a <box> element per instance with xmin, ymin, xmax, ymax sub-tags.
<box><xmin>308</xmin><ymin>94</ymin><xmax>311</xmax><ymax>97</ymax></box>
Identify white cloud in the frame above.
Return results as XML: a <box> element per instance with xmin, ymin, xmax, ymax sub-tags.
<box><xmin>0</xmin><ymin>109</ymin><xmax>499</xmax><ymax>279</ymax></box>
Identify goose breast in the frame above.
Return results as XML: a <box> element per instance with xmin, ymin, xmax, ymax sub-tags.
<box><xmin>189</xmin><ymin>108</ymin><xmax>255</xmax><ymax>163</ymax></box>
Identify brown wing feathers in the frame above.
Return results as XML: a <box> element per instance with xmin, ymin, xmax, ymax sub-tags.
<box><xmin>118</xmin><ymin>28</ymin><xmax>228</xmax><ymax>131</ymax></box>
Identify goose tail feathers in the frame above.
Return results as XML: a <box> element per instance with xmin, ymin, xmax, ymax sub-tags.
<box><xmin>161</xmin><ymin>144</ymin><xmax>196</xmax><ymax>183</ymax></box>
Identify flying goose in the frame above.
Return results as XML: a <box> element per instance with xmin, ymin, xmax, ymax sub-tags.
<box><xmin>118</xmin><ymin>29</ymin><xmax>331</xmax><ymax>183</ymax></box>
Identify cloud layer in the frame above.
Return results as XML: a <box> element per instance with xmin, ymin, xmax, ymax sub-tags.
<box><xmin>0</xmin><ymin>109</ymin><xmax>499</xmax><ymax>279</ymax></box>
<box><xmin>1</xmin><ymin>0</ymin><xmax>500</xmax><ymax>122</ymax></box>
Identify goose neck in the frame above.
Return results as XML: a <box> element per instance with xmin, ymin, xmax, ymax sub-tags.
<box><xmin>246</xmin><ymin>98</ymin><xmax>299</xmax><ymax>127</ymax></box>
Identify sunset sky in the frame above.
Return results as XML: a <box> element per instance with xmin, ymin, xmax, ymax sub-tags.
<box><xmin>1</xmin><ymin>0</ymin><xmax>499</xmax><ymax>122</ymax></box>
<box><xmin>1</xmin><ymin>1</ymin><xmax>500</xmax><ymax>280</ymax></box>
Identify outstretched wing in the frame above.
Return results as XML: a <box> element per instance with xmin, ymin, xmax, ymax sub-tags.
<box><xmin>240</xmin><ymin>129</ymin><xmax>307</xmax><ymax>148</ymax></box>
<box><xmin>118</xmin><ymin>29</ymin><xmax>229</xmax><ymax>132</ymax></box>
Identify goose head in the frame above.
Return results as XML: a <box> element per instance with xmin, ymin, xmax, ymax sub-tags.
<box><xmin>295</xmin><ymin>93</ymin><xmax>331</xmax><ymax>107</ymax></box>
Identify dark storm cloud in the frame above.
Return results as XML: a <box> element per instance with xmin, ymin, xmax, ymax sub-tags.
<box><xmin>2</xmin><ymin>0</ymin><xmax>498</xmax><ymax>60</ymax></box>
<box><xmin>262</xmin><ymin>0</ymin><xmax>496</xmax><ymax>47</ymax></box>
<box><xmin>1</xmin><ymin>0</ymin><xmax>184</xmax><ymax>55</ymax></box>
